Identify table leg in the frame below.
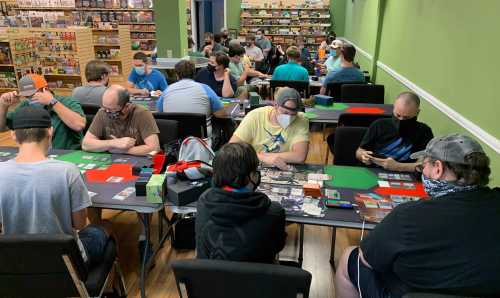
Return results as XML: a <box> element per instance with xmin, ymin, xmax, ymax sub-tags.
<box><xmin>139</xmin><ymin>213</ymin><xmax>150</xmax><ymax>298</ymax></box>
<box><xmin>330</xmin><ymin>227</ymin><xmax>337</xmax><ymax>268</ymax></box>
<box><xmin>298</xmin><ymin>223</ymin><xmax>304</xmax><ymax>267</ymax></box>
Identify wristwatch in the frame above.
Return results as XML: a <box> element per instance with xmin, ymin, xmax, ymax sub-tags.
<box><xmin>49</xmin><ymin>98</ymin><xmax>59</xmax><ymax>107</ymax></box>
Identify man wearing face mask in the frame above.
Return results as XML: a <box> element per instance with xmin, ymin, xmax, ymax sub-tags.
<box><xmin>355</xmin><ymin>92</ymin><xmax>434</xmax><ymax>172</ymax></box>
<box><xmin>72</xmin><ymin>60</ymin><xmax>111</xmax><ymax>106</ymax></box>
<box><xmin>195</xmin><ymin>51</ymin><xmax>237</xmax><ymax>98</ymax></box>
<box><xmin>230</xmin><ymin>87</ymin><xmax>310</xmax><ymax>170</ymax></box>
<box><xmin>322</xmin><ymin>39</ymin><xmax>343</xmax><ymax>74</ymax></box>
<box><xmin>220</xmin><ymin>27</ymin><xmax>231</xmax><ymax>48</ymax></box>
<box><xmin>335</xmin><ymin>133</ymin><xmax>500</xmax><ymax>298</ymax></box>
<box><xmin>126</xmin><ymin>52</ymin><xmax>168</xmax><ymax>96</ymax></box>
<box><xmin>82</xmin><ymin>85</ymin><xmax>160</xmax><ymax>156</ymax></box>
<box><xmin>196</xmin><ymin>142</ymin><xmax>286</xmax><ymax>263</ymax></box>
<box><xmin>0</xmin><ymin>74</ymin><xmax>86</xmax><ymax>150</ymax></box>
<box><xmin>244</xmin><ymin>34</ymin><xmax>265</xmax><ymax>63</ymax></box>
<box><xmin>255</xmin><ymin>29</ymin><xmax>272</xmax><ymax>60</ymax></box>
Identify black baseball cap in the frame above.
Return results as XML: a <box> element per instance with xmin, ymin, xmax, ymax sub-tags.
<box><xmin>12</xmin><ymin>107</ymin><xmax>52</xmax><ymax>129</ymax></box>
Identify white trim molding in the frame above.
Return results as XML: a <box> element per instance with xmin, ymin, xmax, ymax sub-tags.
<box><xmin>339</xmin><ymin>37</ymin><xmax>373</xmax><ymax>61</ymax></box>
<box><xmin>376</xmin><ymin>60</ymin><xmax>500</xmax><ymax>154</ymax></box>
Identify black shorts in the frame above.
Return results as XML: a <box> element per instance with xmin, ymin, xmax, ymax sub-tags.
<box><xmin>347</xmin><ymin>247</ymin><xmax>392</xmax><ymax>298</ymax></box>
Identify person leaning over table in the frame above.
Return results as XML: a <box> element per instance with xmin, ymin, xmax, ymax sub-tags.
<box><xmin>0</xmin><ymin>107</ymin><xmax>116</xmax><ymax>274</ymax></box>
<box><xmin>82</xmin><ymin>84</ymin><xmax>160</xmax><ymax>156</ymax></box>
<box><xmin>196</xmin><ymin>142</ymin><xmax>286</xmax><ymax>263</ymax></box>
<box><xmin>72</xmin><ymin>59</ymin><xmax>110</xmax><ymax>106</ymax></box>
<box><xmin>228</xmin><ymin>44</ymin><xmax>269</xmax><ymax>99</ymax></box>
<box><xmin>335</xmin><ymin>133</ymin><xmax>500</xmax><ymax>298</ymax></box>
<box><xmin>272</xmin><ymin>46</ymin><xmax>310</xmax><ymax>82</ymax></box>
<box><xmin>229</xmin><ymin>87</ymin><xmax>309</xmax><ymax>170</ymax></box>
<box><xmin>126</xmin><ymin>51</ymin><xmax>168</xmax><ymax>97</ymax></box>
<box><xmin>0</xmin><ymin>74</ymin><xmax>86</xmax><ymax>150</ymax></box>
<box><xmin>195</xmin><ymin>51</ymin><xmax>237</xmax><ymax>98</ymax></box>
<box><xmin>354</xmin><ymin>92</ymin><xmax>434</xmax><ymax>172</ymax></box>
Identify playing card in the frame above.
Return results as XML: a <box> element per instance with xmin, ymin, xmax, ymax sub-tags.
<box><xmin>363</xmin><ymin>201</ymin><xmax>378</xmax><ymax>208</ymax></box>
<box><xmin>0</xmin><ymin>152</ymin><xmax>12</xmax><ymax>157</ymax></box>
<box><xmin>106</xmin><ymin>176</ymin><xmax>124</xmax><ymax>183</ymax></box>
<box><xmin>81</xmin><ymin>155</ymin><xmax>94</xmax><ymax>160</ymax></box>
<box><xmin>308</xmin><ymin>180</ymin><xmax>324</xmax><ymax>187</ymax></box>
<box><xmin>290</xmin><ymin>188</ymin><xmax>303</xmax><ymax>196</ymax></box>
<box><xmin>378</xmin><ymin>201</ymin><xmax>393</xmax><ymax>210</ymax></box>
<box><xmin>307</xmin><ymin>173</ymin><xmax>330</xmax><ymax>181</ymax></box>
<box><xmin>378</xmin><ymin>180</ymin><xmax>390</xmax><ymax>188</ymax></box>
<box><xmin>88</xmin><ymin>191</ymin><xmax>98</xmax><ymax>198</ymax></box>
<box><xmin>83</xmin><ymin>163</ymin><xmax>96</xmax><ymax>170</ymax></box>
<box><xmin>113</xmin><ymin>187</ymin><xmax>135</xmax><ymax>200</ymax></box>
<box><xmin>325</xmin><ymin>189</ymin><xmax>340</xmax><ymax>199</ymax></box>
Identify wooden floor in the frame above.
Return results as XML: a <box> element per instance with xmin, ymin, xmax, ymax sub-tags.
<box><xmin>0</xmin><ymin>128</ymin><xmax>362</xmax><ymax>298</ymax></box>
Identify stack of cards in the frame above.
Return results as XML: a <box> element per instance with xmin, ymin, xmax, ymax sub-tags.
<box><xmin>378</xmin><ymin>173</ymin><xmax>413</xmax><ymax>181</ymax></box>
<box><xmin>378</xmin><ymin>180</ymin><xmax>416</xmax><ymax>189</ymax></box>
<box><xmin>112</xmin><ymin>187</ymin><xmax>135</xmax><ymax>201</ymax></box>
<box><xmin>135</xmin><ymin>168</ymin><xmax>153</xmax><ymax>196</ymax></box>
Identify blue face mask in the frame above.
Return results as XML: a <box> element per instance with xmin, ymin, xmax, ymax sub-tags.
<box><xmin>421</xmin><ymin>174</ymin><xmax>478</xmax><ymax>198</ymax></box>
<box><xmin>330</xmin><ymin>50</ymin><xmax>337</xmax><ymax>57</ymax></box>
<box><xmin>134</xmin><ymin>66</ymin><xmax>146</xmax><ymax>76</ymax></box>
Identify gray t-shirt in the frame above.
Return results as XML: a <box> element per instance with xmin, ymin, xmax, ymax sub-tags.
<box><xmin>0</xmin><ymin>159</ymin><xmax>91</xmax><ymax>235</ymax></box>
<box><xmin>72</xmin><ymin>84</ymin><xmax>107</xmax><ymax>106</ymax></box>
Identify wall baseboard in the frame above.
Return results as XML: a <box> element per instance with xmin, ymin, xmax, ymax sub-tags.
<box><xmin>341</xmin><ymin>38</ymin><xmax>500</xmax><ymax>154</ymax></box>
<box><xmin>338</xmin><ymin>38</ymin><xmax>373</xmax><ymax>61</ymax></box>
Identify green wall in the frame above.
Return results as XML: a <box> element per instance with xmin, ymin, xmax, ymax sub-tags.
<box><xmin>341</xmin><ymin>0</ymin><xmax>500</xmax><ymax>186</ymax></box>
<box><xmin>226</xmin><ymin>0</ymin><xmax>241</xmax><ymax>30</ymax></box>
<box><xmin>154</xmin><ymin>0</ymin><xmax>188</xmax><ymax>57</ymax></box>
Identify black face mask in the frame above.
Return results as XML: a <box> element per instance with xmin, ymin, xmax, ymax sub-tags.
<box><xmin>393</xmin><ymin>116</ymin><xmax>418</xmax><ymax>138</ymax></box>
<box><xmin>222</xmin><ymin>34</ymin><xmax>228</xmax><ymax>39</ymax></box>
<box><xmin>248</xmin><ymin>171</ymin><xmax>261</xmax><ymax>191</ymax></box>
<box><xmin>207</xmin><ymin>64</ymin><xmax>216</xmax><ymax>73</ymax></box>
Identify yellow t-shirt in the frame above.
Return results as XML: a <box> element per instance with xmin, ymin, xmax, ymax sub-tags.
<box><xmin>234</xmin><ymin>106</ymin><xmax>310</xmax><ymax>153</ymax></box>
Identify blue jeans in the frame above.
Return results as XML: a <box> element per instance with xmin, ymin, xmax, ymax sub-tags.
<box><xmin>78</xmin><ymin>224</ymin><xmax>111</xmax><ymax>268</ymax></box>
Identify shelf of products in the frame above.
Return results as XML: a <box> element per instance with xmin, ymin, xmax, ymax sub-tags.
<box><xmin>0</xmin><ymin>39</ymin><xmax>17</xmax><ymax>90</ymax></box>
<box><xmin>7</xmin><ymin>27</ymin><xmax>94</xmax><ymax>96</ymax></box>
<box><xmin>9</xmin><ymin>0</ymin><xmax>155</xmax><ymax>52</ymax></box>
<box><xmin>92</xmin><ymin>24</ymin><xmax>132</xmax><ymax>83</ymax></box>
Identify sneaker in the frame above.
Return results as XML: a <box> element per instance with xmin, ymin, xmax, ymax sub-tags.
<box><xmin>138</xmin><ymin>240</ymin><xmax>154</xmax><ymax>266</ymax></box>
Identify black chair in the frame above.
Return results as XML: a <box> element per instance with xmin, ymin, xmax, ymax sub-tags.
<box><xmin>155</xmin><ymin>119</ymin><xmax>179</xmax><ymax>150</ymax></box>
<box><xmin>403</xmin><ymin>294</ymin><xmax>475</xmax><ymax>298</ymax></box>
<box><xmin>154</xmin><ymin>112</ymin><xmax>207</xmax><ymax>139</ymax></box>
<box><xmin>326</xmin><ymin>81</ymin><xmax>365</xmax><ymax>101</ymax></box>
<box><xmin>337</xmin><ymin>113</ymin><xmax>391</xmax><ymax>128</ymax></box>
<box><xmin>172</xmin><ymin>259</ymin><xmax>312</xmax><ymax>298</ymax></box>
<box><xmin>270</xmin><ymin>80</ymin><xmax>310</xmax><ymax>100</ymax></box>
<box><xmin>330</xmin><ymin>126</ymin><xmax>367</xmax><ymax>166</ymax></box>
<box><xmin>340</xmin><ymin>84</ymin><xmax>385</xmax><ymax>104</ymax></box>
<box><xmin>0</xmin><ymin>234</ymin><xmax>126</xmax><ymax>298</ymax></box>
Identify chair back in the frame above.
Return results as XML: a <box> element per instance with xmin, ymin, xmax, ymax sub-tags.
<box><xmin>81</xmin><ymin>103</ymin><xmax>100</xmax><ymax>115</ymax></box>
<box><xmin>172</xmin><ymin>259</ymin><xmax>312</xmax><ymax>298</ymax></box>
<box><xmin>155</xmin><ymin>119</ymin><xmax>179</xmax><ymax>150</ymax></box>
<box><xmin>332</xmin><ymin>126</ymin><xmax>368</xmax><ymax>166</ymax></box>
<box><xmin>338</xmin><ymin>113</ymin><xmax>391</xmax><ymax>128</ymax></box>
<box><xmin>340</xmin><ymin>84</ymin><xmax>385</xmax><ymax>104</ymax></box>
<box><xmin>326</xmin><ymin>81</ymin><xmax>365</xmax><ymax>101</ymax></box>
<box><xmin>270</xmin><ymin>80</ymin><xmax>310</xmax><ymax>100</ymax></box>
<box><xmin>154</xmin><ymin>112</ymin><xmax>207</xmax><ymax>139</ymax></box>
<box><xmin>0</xmin><ymin>234</ymin><xmax>87</xmax><ymax>298</ymax></box>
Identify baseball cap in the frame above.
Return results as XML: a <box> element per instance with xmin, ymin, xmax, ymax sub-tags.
<box><xmin>410</xmin><ymin>133</ymin><xmax>485</xmax><ymax>165</ymax></box>
<box><xmin>12</xmin><ymin>107</ymin><xmax>52</xmax><ymax>130</ymax></box>
<box><xmin>18</xmin><ymin>74</ymin><xmax>48</xmax><ymax>97</ymax></box>
<box><xmin>276</xmin><ymin>87</ymin><xmax>303</xmax><ymax>112</ymax></box>
<box><xmin>330</xmin><ymin>39</ymin><xmax>343</xmax><ymax>49</ymax></box>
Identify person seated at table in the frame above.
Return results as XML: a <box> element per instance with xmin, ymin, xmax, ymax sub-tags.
<box><xmin>355</xmin><ymin>92</ymin><xmax>434</xmax><ymax>172</ymax></box>
<box><xmin>0</xmin><ymin>74</ymin><xmax>86</xmax><ymax>150</ymax></box>
<box><xmin>195</xmin><ymin>51</ymin><xmax>237</xmax><ymax>98</ymax></box>
<box><xmin>335</xmin><ymin>133</ymin><xmax>500</xmax><ymax>298</ymax></box>
<box><xmin>272</xmin><ymin>46</ymin><xmax>310</xmax><ymax>82</ymax></box>
<box><xmin>72</xmin><ymin>60</ymin><xmax>110</xmax><ymax>106</ymax></box>
<box><xmin>255</xmin><ymin>29</ymin><xmax>272</xmax><ymax>60</ymax></box>
<box><xmin>245</xmin><ymin>34</ymin><xmax>265</xmax><ymax>63</ymax></box>
<box><xmin>0</xmin><ymin>107</ymin><xmax>116</xmax><ymax>274</ymax></box>
<box><xmin>196</xmin><ymin>142</ymin><xmax>286</xmax><ymax>263</ymax></box>
<box><xmin>228</xmin><ymin>44</ymin><xmax>268</xmax><ymax>99</ymax></box>
<box><xmin>230</xmin><ymin>87</ymin><xmax>309</xmax><ymax>170</ymax></box>
<box><xmin>319</xmin><ymin>43</ymin><xmax>365</xmax><ymax>95</ymax></box>
<box><xmin>82</xmin><ymin>85</ymin><xmax>160</xmax><ymax>156</ymax></box>
<box><xmin>157</xmin><ymin>60</ymin><xmax>226</xmax><ymax>139</ymax></box>
<box><xmin>297</xmin><ymin>38</ymin><xmax>312</xmax><ymax>73</ymax></box>
<box><xmin>322</xmin><ymin>39</ymin><xmax>343</xmax><ymax>74</ymax></box>
<box><xmin>220</xmin><ymin>27</ymin><xmax>231</xmax><ymax>48</ymax></box>
<box><xmin>126</xmin><ymin>51</ymin><xmax>168</xmax><ymax>97</ymax></box>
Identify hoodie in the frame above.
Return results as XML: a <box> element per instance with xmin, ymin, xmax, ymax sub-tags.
<box><xmin>195</xmin><ymin>187</ymin><xmax>286</xmax><ymax>263</ymax></box>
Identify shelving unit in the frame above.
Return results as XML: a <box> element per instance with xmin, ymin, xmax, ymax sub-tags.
<box><xmin>239</xmin><ymin>6</ymin><xmax>331</xmax><ymax>56</ymax></box>
<box><xmin>0</xmin><ymin>35</ymin><xmax>17</xmax><ymax>92</ymax></box>
<box><xmin>7</xmin><ymin>27</ymin><xmax>93</xmax><ymax>96</ymax></box>
<box><xmin>92</xmin><ymin>25</ymin><xmax>132</xmax><ymax>84</ymax></box>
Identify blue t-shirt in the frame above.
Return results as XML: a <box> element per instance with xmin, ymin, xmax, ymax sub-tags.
<box><xmin>194</xmin><ymin>68</ymin><xmax>238</xmax><ymax>97</ymax></box>
<box><xmin>128</xmin><ymin>68</ymin><xmax>168</xmax><ymax>91</ymax></box>
<box><xmin>272</xmin><ymin>61</ymin><xmax>309</xmax><ymax>81</ymax></box>
<box><xmin>323</xmin><ymin>66</ymin><xmax>365</xmax><ymax>86</ymax></box>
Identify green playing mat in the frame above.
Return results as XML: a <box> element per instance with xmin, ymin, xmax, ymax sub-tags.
<box><xmin>314</xmin><ymin>103</ymin><xmax>349</xmax><ymax>111</ymax></box>
<box><xmin>303</xmin><ymin>112</ymin><xmax>318</xmax><ymax>119</ymax></box>
<box><xmin>324</xmin><ymin>165</ymin><xmax>378</xmax><ymax>190</ymax></box>
<box><xmin>56</xmin><ymin>151</ymin><xmax>112</xmax><ymax>172</ymax></box>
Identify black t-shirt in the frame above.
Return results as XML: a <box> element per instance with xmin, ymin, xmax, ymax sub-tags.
<box><xmin>195</xmin><ymin>68</ymin><xmax>238</xmax><ymax>97</ymax></box>
<box><xmin>360</xmin><ymin>118</ymin><xmax>433</xmax><ymax>162</ymax></box>
<box><xmin>361</xmin><ymin>187</ymin><xmax>500</xmax><ymax>297</ymax></box>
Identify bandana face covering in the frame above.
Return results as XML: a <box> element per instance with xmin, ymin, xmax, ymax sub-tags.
<box><xmin>421</xmin><ymin>174</ymin><xmax>478</xmax><ymax>198</ymax></box>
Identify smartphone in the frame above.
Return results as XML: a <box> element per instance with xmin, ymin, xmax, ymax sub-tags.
<box><xmin>370</xmin><ymin>152</ymin><xmax>387</xmax><ymax>159</ymax></box>
<box><xmin>325</xmin><ymin>199</ymin><xmax>353</xmax><ymax>209</ymax></box>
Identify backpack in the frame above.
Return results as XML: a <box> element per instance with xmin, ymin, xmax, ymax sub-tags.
<box><xmin>166</xmin><ymin>137</ymin><xmax>215</xmax><ymax>180</ymax></box>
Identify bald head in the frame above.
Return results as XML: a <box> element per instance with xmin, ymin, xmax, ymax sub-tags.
<box><xmin>102</xmin><ymin>85</ymin><xmax>129</xmax><ymax>109</ymax></box>
<box><xmin>393</xmin><ymin>92</ymin><xmax>420</xmax><ymax>120</ymax></box>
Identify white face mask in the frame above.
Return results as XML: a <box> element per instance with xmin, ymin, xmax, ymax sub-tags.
<box><xmin>277</xmin><ymin>113</ymin><xmax>295</xmax><ymax>129</ymax></box>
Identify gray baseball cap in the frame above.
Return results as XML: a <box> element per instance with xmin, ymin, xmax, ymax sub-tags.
<box><xmin>276</xmin><ymin>87</ymin><xmax>303</xmax><ymax>112</ymax></box>
<box><xmin>410</xmin><ymin>133</ymin><xmax>485</xmax><ymax>164</ymax></box>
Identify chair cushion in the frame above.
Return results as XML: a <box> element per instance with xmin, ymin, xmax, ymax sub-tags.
<box><xmin>85</xmin><ymin>239</ymin><xmax>117</xmax><ymax>296</ymax></box>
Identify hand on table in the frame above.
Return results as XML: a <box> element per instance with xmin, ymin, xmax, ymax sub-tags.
<box><xmin>150</xmin><ymin>90</ymin><xmax>162</xmax><ymax>97</ymax></box>
<box><xmin>140</xmin><ymin>89</ymin><xmax>150</xmax><ymax>96</ymax></box>
<box><xmin>31</xmin><ymin>89</ymin><xmax>55</xmax><ymax>106</ymax></box>
<box><xmin>110</xmin><ymin>135</ymin><xmax>136</xmax><ymax>151</ymax></box>
<box><xmin>359</xmin><ymin>150</ymin><xmax>373</xmax><ymax>165</ymax></box>
<box><xmin>371</xmin><ymin>157</ymin><xmax>398</xmax><ymax>171</ymax></box>
<box><xmin>0</xmin><ymin>91</ymin><xmax>20</xmax><ymax>108</ymax></box>
<box><xmin>260</xmin><ymin>153</ymin><xmax>289</xmax><ymax>170</ymax></box>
